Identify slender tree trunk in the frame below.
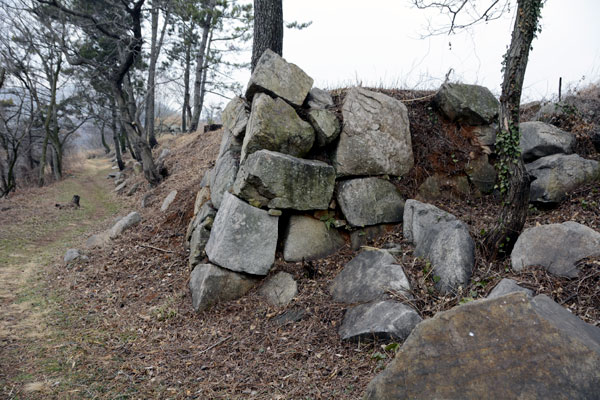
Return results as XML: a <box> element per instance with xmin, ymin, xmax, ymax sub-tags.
<box><xmin>111</xmin><ymin>98</ymin><xmax>125</xmax><ymax>170</ymax></box>
<box><xmin>196</xmin><ymin>29</ymin><xmax>213</xmax><ymax>127</ymax></box>
<box><xmin>251</xmin><ymin>0</ymin><xmax>283</xmax><ymax>71</ymax></box>
<box><xmin>181</xmin><ymin>36</ymin><xmax>192</xmax><ymax>133</ymax></box>
<box><xmin>38</xmin><ymin>133</ymin><xmax>49</xmax><ymax>186</ymax></box>
<box><xmin>100</xmin><ymin>123</ymin><xmax>111</xmax><ymax>154</ymax></box>
<box><xmin>483</xmin><ymin>0</ymin><xmax>542</xmax><ymax>259</ymax></box>
<box><xmin>189</xmin><ymin>0</ymin><xmax>216</xmax><ymax>132</ymax></box>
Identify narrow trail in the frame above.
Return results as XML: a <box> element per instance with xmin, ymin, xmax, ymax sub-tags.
<box><xmin>0</xmin><ymin>157</ymin><xmax>123</xmax><ymax>398</ymax></box>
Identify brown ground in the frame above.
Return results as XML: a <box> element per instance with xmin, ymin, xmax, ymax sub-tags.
<box><xmin>1</xmin><ymin>89</ymin><xmax>599</xmax><ymax>399</ymax></box>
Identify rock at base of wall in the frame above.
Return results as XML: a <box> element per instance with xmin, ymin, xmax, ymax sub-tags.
<box><xmin>283</xmin><ymin>215</ymin><xmax>345</xmax><ymax>262</ymax></box>
<box><xmin>109</xmin><ymin>212</ymin><xmax>141</xmax><ymax>239</ymax></box>
<box><xmin>259</xmin><ymin>271</ymin><xmax>298</xmax><ymax>307</ymax></box>
<box><xmin>519</xmin><ymin>121</ymin><xmax>575</xmax><ymax>162</ymax></box>
<box><xmin>189</xmin><ymin>264</ymin><xmax>258</xmax><ymax>312</ymax></box>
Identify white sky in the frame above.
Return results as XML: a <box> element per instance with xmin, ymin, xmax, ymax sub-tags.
<box><xmin>229</xmin><ymin>0</ymin><xmax>600</xmax><ymax>105</ymax></box>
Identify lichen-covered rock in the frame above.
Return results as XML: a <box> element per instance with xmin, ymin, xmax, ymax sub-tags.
<box><xmin>245</xmin><ymin>49</ymin><xmax>313</xmax><ymax>106</ymax></box>
<box><xmin>205</xmin><ymin>192</ymin><xmax>278</xmax><ymax>276</ymax></box>
<box><xmin>472</xmin><ymin>124</ymin><xmax>497</xmax><ymax>146</ymax></box>
<box><xmin>307</xmin><ymin>109</ymin><xmax>341</xmax><ymax>147</ymax></box>
<box><xmin>465</xmin><ymin>154</ymin><xmax>496</xmax><ymax>194</ymax></box>
<box><xmin>527</xmin><ymin>153</ymin><xmax>600</xmax><ymax>204</ymax></box>
<box><xmin>306</xmin><ymin>87</ymin><xmax>334</xmax><ymax>109</ymax></box>
<box><xmin>333</xmin><ymin>88</ymin><xmax>413</xmax><ymax>177</ymax></box>
<box><xmin>282</xmin><ymin>215</ymin><xmax>345</xmax><ymax>262</ymax></box>
<box><xmin>241</xmin><ymin>93</ymin><xmax>315</xmax><ymax>162</ymax></box>
<box><xmin>337</xmin><ymin>177</ymin><xmax>405</xmax><ymax>227</ymax></box>
<box><xmin>189</xmin><ymin>264</ymin><xmax>258</xmax><ymax>312</ymax></box>
<box><xmin>520</xmin><ymin>121</ymin><xmax>575</xmax><ymax>162</ymax></box>
<box><xmin>259</xmin><ymin>271</ymin><xmax>297</xmax><ymax>307</ymax></box>
<box><xmin>511</xmin><ymin>221</ymin><xmax>600</xmax><ymax>278</ymax></box>
<box><xmin>364</xmin><ymin>293</ymin><xmax>600</xmax><ymax>400</ymax></box>
<box><xmin>188</xmin><ymin>202</ymin><xmax>217</xmax><ymax>268</ymax></box>
<box><xmin>487</xmin><ymin>278</ymin><xmax>533</xmax><ymax>299</ymax></box>
<box><xmin>109</xmin><ymin>212</ymin><xmax>141</xmax><ymax>239</ymax></box>
<box><xmin>330</xmin><ymin>250</ymin><xmax>411</xmax><ymax>304</ymax></box>
<box><xmin>233</xmin><ymin>150</ymin><xmax>335</xmax><ymax>210</ymax></box>
<box><xmin>210</xmin><ymin>150</ymin><xmax>240</xmax><ymax>209</ymax></box>
<box><xmin>339</xmin><ymin>300</ymin><xmax>422</xmax><ymax>342</ymax></box>
<box><xmin>434</xmin><ymin>82</ymin><xmax>499</xmax><ymax>125</ymax></box>
<box><xmin>221</xmin><ymin>96</ymin><xmax>249</xmax><ymax>139</ymax></box>
<box><xmin>402</xmin><ymin>199</ymin><xmax>456</xmax><ymax>244</ymax></box>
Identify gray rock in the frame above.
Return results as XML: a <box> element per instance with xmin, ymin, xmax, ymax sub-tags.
<box><xmin>133</xmin><ymin>162</ymin><xmax>142</xmax><ymax>174</ymax></box>
<box><xmin>188</xmin><ymin>203</ymin><xmax>217</xmax><ymax>268</ymax></box>
<box><xmin>64</xmin><ymin>248</ymin><xmax>82</xmax><ymax>263</ymax></box>
<box><xmin>272</xmin><ymin>307</ymin><xmax>305</xmax><ymax>325</ymax></box>
<box><xmin>364</xmin><ymin>293</ymin><xmax>600</xmax><ymax>400</ymax></box>
<box><xmin>434</xmin><ymin>82</ymin><xmax>499</xmax><ymax>125</ymax></box>
<box><xmin>210</xmin><ymin>150</ymin><xmax>240</xmax><ymax>209</ymax></box>
<box><xmin>160</xmin><ymin>190</ymin><xmax>177</xmax><ymax>212</ymax></box>
<box><xmin>85</xmin><ymin>232</ymin><xmax>110</xmax><ymax>248</ymax></box>
<box><xmin>193</xmin><ymin>187</ymin><xmax>211</xmax><ymax>216</ymax></box>
<box><xmin>241</xmin><ymin>93</ymin><xmax>315</xmax><ymax>162</ymax></box>
<box><xmin>337</xmin><ymin>177</ymin><xmax>405</xmax><ymax>227</ymax></box>
<box><xmin>339</xmin><ymin>300</ymin><xmax>422</xmax><ymax>342</ymax></box>
<box><xmin>126</xmin><ymin>182</ymin><xmax>141</xmax><ymax>196</ymax></box>
<box><xmin>217</xmin><ymin>125</ymin><xmax>243</xmax><ymax>159</ymax></box>
<box><xmin>333</xmin><ymin>88</ymin><xmax>413</xmax><ymax>177</ymax></box>
<box><xmin>307</xmin><ymin>109</ymin><xmax>341</xmax><ymax>147</ymax></box>
<box><xmin>520</xmin><ymin>121</ymin><xmax>575</xmax><ymax>162</ymax></box>
<box><xmin>487</xmin><ymin>278</ymin><xmax>533</xmax><ymax>299</ymax></box>
<box><xmin>245</xmin><ymin>49</ymin><xmax>313</xmax><ymax>106</ymax></box>
<box><xmin>259</xmin><ymin>271</ymin><xmax>298</xmax><ymax>307</ymax></box>
<box><xmin>221</xmin><ymin>96</ymin><xmax>249</xmax><ymax>139</ymax></box>
<box><xmin>109</xmin><ymin>211</ymin><xmax>141</xmax><ymax>239</ymax></box>
<box><xmin>189</xmin><ymin>264</ymin><xmax>258</xmax><ymax>312</ymax></box>
<box><xmin>403</xmin><ymin>200</ymin><xmax>474</xmax><ymax>294</ymax></box>
<box><xmin>233</xmin><ymin>150</ymin><xmax>335</xmax><ymax>210</ymax></box>
<box><xmin>306</xmin><ymin>87</ymin><xmax>334</xmax><ymax>109</ymax></box>
<box><xmin>465</xmin><ymin>154</ymin><xmax>496</xmax><ymax>193</ymax></box>
<box><xmin>527</xmin><ymin>153</ymin><xmax>600</xmax><ymax>204</ymax></box>
<box><xmin>114</xmin><ymin>181</ymin><xmax>127</xmax><ymax>194</ymax></box>
<box><xmin>472</xmin><ymin>124</ymin><xmax>497</xmax><ymax>146</ymax></box>
<box><xmin>141</xmin><ymin>193</ymin><xmax>152</xmax><ymax>208</ymax></box>
<box><xmin>282</xmin><ymin>215</ymin><xmax>345</xmax><ymax>262</ymax></box>
<box><xmin>511</xmin><ymin>221</ymin><xmax>600</xmax><ymax>278</ymax></box>
<box><xmin>205</xmin><ymin>192</ymin><xmax>278</xmax><ymax>276</ymax></box>
<box><xmin>330</xmin><ymin>250</ymin><xmax>411</xmax><ymax>304</ymax></box>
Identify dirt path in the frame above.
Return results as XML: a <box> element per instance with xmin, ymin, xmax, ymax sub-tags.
<box><xmin>0</xmin><ymin>157</ymin><xmax>124</xmax><ymax>399</ymax></box>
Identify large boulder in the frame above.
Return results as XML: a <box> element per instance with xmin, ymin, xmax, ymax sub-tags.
<box><xmin>241</xmin><ymin>93</ymin><xmax>315</xmax><ymax>162</ymax></box>
<box><xmin>330</xmin><ymin>250</ymin><xmax>411</xmax><ymax>304</ymax></box>
<box><xmin>403</xmin><ymin>200</ymin><xmax>474</xmax><ymax>294</ymax></box>
<box><xmin>520</xmin><ymin>121</ymin><xmax>575</xmax><ymax>162</ymax></box>
<box><xmin>221</xmin><ymin>96</ymin><xmax>249</xmax><ymax>139</ymax></box>
<box><xmin>245</xmin><ymin>49</ymin><xmax>313</xmax><ymax>107</ymax></box>
<box><xmin>333</xmin><ymin>88</ymin><xmax>413</xmax><ymax>177</ymax></box>
<box><xmin>527</xmin><ymin>154</ymin><xmax>600</xmax><ymax>204</ymax></box>
<box><xmin>434</xmin><ymin>82</ymin><xmax>499</xmax><ymax>125</ymax></box>
<box><xmin>233</xmin><ymin>150</ymin><xmax>335</xmax><ymax>210</ymax></box>
<box><xmin>109</xmin><ymin>212</ymin><xmax>141</xmax><ymax>239</ymax></box>
<box><xmin>282</xmin><ymin>215</ymin><xmax>345</xmax><ymax>262</ymax></box>
<box><xmin>339</xmin><ymin>300</ymin><xmax>422</xmax><ymax>342</ymax></box>
<box><xmin>189</xmin><ymin>264</ymin><xmax>258</xmax><ymax>312</ymax></box>
<box><xmin>511</xmin><ymin>221</ymin><xmax>600</xmax><ymax>278</ymax></box>
<box><xmin>210</xmin><ymin>149</ymin><xmax>240</xmax><ymax>209</ymax></box>
<box><xmin>205</xmin><ymin>192</ymin><xmax>278</xmax><ymax>276</ymax></box>
<box><xmin>337</xmin><ymin>177</ymin><xmax>405</xmax><ymax>227</ymax></box>
<box><xmin>364</xmin><ymin>293</ymin><xmax>600</xmax><ymax>400</ymax></box>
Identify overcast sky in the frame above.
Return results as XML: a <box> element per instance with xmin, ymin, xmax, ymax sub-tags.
<box><xmin>230</xmin><ymin>0</ymin><xmax>600</xmax><ymax>104</ymax></box>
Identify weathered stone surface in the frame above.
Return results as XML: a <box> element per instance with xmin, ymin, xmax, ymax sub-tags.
<box><xmin>160</xmin><ymin>190</ymin><xmax>177</xmax><ymax>212</ymax></box>
<box><xmin>141</xmin><ymin>193</ymin><xmax>152</xmax><ymax>208</ymax></box>
<box><xmin>520</xmin><ymin>121</ymin><xmax>575</xmax><ymax>162</ymax></box>
<box><xmin>487</xmin><ymin>278</ymin><xmax>533</xmax><ymax>299</ymax></box>
<box><xmin>308</xmin><ymin>109</ymin><xmax>341</xmax><ymax>147</ymax></box>
<box><xmin>242</xmin><ymin>94</ymin><xmax>315</xmax><ymax>162</ymax></box>
<box><xmin>472</xmin><ymin>124</ymin><xmax>497</xmax><ymax>146</ymax></box>
<box><xmin>205</xmin><ymin>192</ymin><xmax>278</xmax><ymax>276</ymax></box>
<box><xmin>364</xmin><ymin>293</ymin><xmax>600</xmax><ymax>400</ymax></box>
<box><xmin>339</xmin><ymin>300</ymin><xmax>422</xmax><ymax>342</ymax></box>
<box><xmin>434</xmin><ymin>82</ymin><xmax>499</xmax><ymax>125</ymax></box>
<box><xmin>259</xmin><ymin>271</ymin><xmax>298</xmax><ymax>307</ymax></box>
<box><xmin>210</xmin><ymin>150</ymin><xmax>240</xmax><ymax>209</ymax></box>
<box><xmin>330</xmin><ymin>250</ymin><xmax>411</xmax><ymax>304</ymax></box>
<box><xmin>333</xmin><ymin>88</ymin><xmax>413</xmax><ymax>177</ymax></box>
<box><xmin>114</xmin><ymin>181</ymin><xmax>127</xmax><ymax>194</ymax></box>
<box><xmin>465</xmin><ymin>154</ymin><xmax>496</xmax><ymax>193</ymax></box>
<box><xmin>233</xmin><ymin>150</ymin><xmax>335</xmax><ymax>210</ymax></box>
<box><xmin>109</xmin><ymin>212</ymin><xmax>141</xmax><ymax>239</ymax></box>
<box><xmin>85</xmin><ymin>232</ymin><xmax>110</xmax><ymax>248</ymax></box>
<box><xmin>222</xmin><ymin>96</ymin><xmax>249</xmax><ymax>139</ymax></box>
<box><xmin>306</xmin><ymin>87</ymin><xmax>334</xmax><ymax>109</ymax></box>
<box><xmin>245</xmin><ymin>49</ymin><xmax>313</xmax><ymax>106</ymax></box>
<box><xmin>283</xmin><ymin>215</ymin><xmax>345</xmax><ymax>262</ymax></box>
<box><xmin>189</xmin><ymin>264</ymin><xmax>258</xmax><ymax>312</ymax></box>
<box><xmin>217</xmin><ymin>126</ymin><xmax>243</xmax><ymax>159</ymax></box>
<box><xmin>511</xmin><ymin>221</ymin><xmax>600</xmax><ymax>278</ymax></box>
<box><xmin>527</xmin><ymin>153</ymin><xmax>600</xmax><ymax>204</ymax></box>
<box><xmin>64</xmin><ymin>249</ymin><xmax>83</xmax><ymax>263</ymax></box>
<box><xmin>188</xmin><ymin>202</ymin><xmax>217</xmax><ymax>268</ymax></box>
<box><xmin>403</xmin><ymin>200</ymin><xmax>474</xmax><ymax>294</ymax></box>
<box><xmin>194</xmin><ymin>187</ymin><xmax>211</xmax><ymax>216</ymax></box>
<box><xmin>126</xmin><ymin>182</ymin><xmax>141</xmax><ymax>196</ymax></box>
<box><xmin>337</xmin><ymin>177</ymin><xmax>405</xmax><ymax>227</ymax></box>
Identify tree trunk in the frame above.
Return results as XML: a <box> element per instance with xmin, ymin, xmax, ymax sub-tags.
<box><xmin>251</xmin><ymin>0</ymin><xmax>283</xmax><ymax>71</ymax></box>
<box><xmin>100</xmin><ymin>123</ymin><xmax>111</xmax><ymax>154</ymax></box>
<box><xmin>111</xmin><ymin>98</ymin><xmax>125</xmax><ymax>170</ymax></box>
<box><xmin>483</xmin><ymin>0</ymin><xmax>542</xmax><ymax>259</ymax></box>
<box><xmin>181</xmin><ymin>35</ymin><xmax>192</xmax><ymax>133</ymax></box>
<box><xmin>196</xmin><ymin>29</ymin><xmax>214</xmax><ymax>129</ymax></box>
<box><xmin>189</xmin><ymin>0</ymin><xmax>216</xmax><ymax>132</ymax></box>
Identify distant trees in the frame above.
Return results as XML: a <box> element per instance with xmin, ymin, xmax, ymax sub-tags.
<box><xmin>413</xmin><ymin>0</ymin><xmax>545</xmax><ymax>258</ymax></box>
